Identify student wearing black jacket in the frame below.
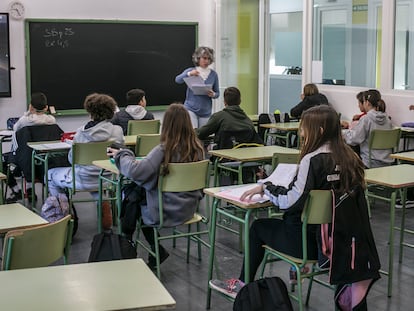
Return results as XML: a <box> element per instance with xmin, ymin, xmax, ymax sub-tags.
<box><xmin>210</xmin><ymin>106</ymin><xmax>380</xmax><ymax>310</ymax></box>
<box><xmin>290</xmin><ymin>83</ymin><xmax>329</xmax><ymax>119</ymax></box>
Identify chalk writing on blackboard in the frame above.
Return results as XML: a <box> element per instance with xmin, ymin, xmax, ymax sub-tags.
<box><xmin>43</xmin><ymin>27</ymin><xmax>75</xmax><ymax>49</ymax></box>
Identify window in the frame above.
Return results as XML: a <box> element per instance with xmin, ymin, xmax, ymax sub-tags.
<box><xmin>394</xmin><ymin>0</ymin><xmax>414</xmax><ymax>90</ymax></box>
<box><xmin>312</xmin><ymin>0</ymin><xmax>381</xmax><ymax>87</ymax></box>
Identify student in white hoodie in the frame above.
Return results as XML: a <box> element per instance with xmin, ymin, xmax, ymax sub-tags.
<box><xmin>342</xmin><ymin>89</ymin><xmax>393</xmax><ymax>168</ymax></box>
<box><xmin>111</xmin><ymin>88</ymin><xmax>154</xmax><ymax>135</ymax></box>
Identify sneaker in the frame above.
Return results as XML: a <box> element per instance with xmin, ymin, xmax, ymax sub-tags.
<box><xmin>209</xmin><ymin>278</ymin><xmax>245</xmax><ymax>299</ymax></box>
<box><xmin>6</xmin><ymin>191</ymin><xmax>21</xmax><ymax>203</ymax></box>
<box><xmin>148</xmin><ymin>245</ymin><xmax>170</xmax><ymax>270</ymax></box>
<box><xmin>395</xmin><ymin>199</ymin><xmax>414</xmax><ymax>209</ymax></box>
<box><xmin>289</xmin><ymin>267</ymin><xmax>297</xmax><ymax>285</ymax></box>
<box><xmin>289</xmin><ymin>266</ymin><xmax>310</xmax><ymax>285</ymax></box>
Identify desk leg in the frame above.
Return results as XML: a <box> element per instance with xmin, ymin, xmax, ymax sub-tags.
<box><xmin>116</xmin><ymin>175</ymin><xmax>123</xmax><ymax>234</ymax></box>
<box><xmin>398</xmin><ymin>188</ymin><xmax>408</xmax><ymax>263</ymax></box>
<box><xmin>243</xmin><ymin>209</ymin><xmax>252</xmax><ymax>283</ymax></box>
<box><xmin>97</xmin><ymin>169</ymin><xmax>104</xmax><ymax>233</ymax></box>
<box><xmin>388</xmin><ymin>190</ymin><xmax>397</xmax><ymax>297</ymax></box>
<box><xmin>206</xmin><ymin>197</ymin><xmax>219</xmax><ymax>309</ymax></box>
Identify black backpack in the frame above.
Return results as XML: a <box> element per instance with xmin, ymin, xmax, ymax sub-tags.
<box><xmin>233</xmin><ymin>277</ymin><xmax>293</xmax><ymax>311</ymax></box>
<box><xmin>88</xmin><ymin>231</ymin><xmax>137</xmax><ymax>262</ymax></box>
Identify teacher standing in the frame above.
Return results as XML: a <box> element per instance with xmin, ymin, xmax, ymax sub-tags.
<box><xmin>175</xmin><ymin>46</ymin><xmax>220</xmax><ymax>128</ymax></box>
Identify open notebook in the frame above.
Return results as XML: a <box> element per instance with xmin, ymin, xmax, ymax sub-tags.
<box><xmin>218</xmin><ymin>163</ymin><xmax>298</xmax><ymax>205</ymax></box>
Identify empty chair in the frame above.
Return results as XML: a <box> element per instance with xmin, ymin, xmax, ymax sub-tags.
<box><xmin>127</xmin><ymin>119</ymin><xmax>160</xmax><ymax>135</ymax></box>
<box><xmin>367</xmin><ymin>128</ymin><xmax>401</xmax><ymax>168</ymax></box>
<box><xmin>2</xmin><ymin>215</ymin><xmax>74</xmax><ymax>270</ymax></box>
<box><xmin>135</xmin><ymin>134</ymin><xmax>161</xmax><ymax>157</ymax></box>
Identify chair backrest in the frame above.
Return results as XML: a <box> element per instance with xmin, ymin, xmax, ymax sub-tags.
<box><xmin>157</xmin><ymin>160</ymin><xmax>210</xmax><ymax>227</ymax></box>
<box><xmin>70</xmin><ymin>141</ymin><xmax>113</xmax><ymax>191</ymax></box>
<box><xmin>15</xmin><ymin>124</ymin><xmax>64</xmax><ymax>179</ymax></box>
<box><xmin>300</xmin><ymin>190</ymin><xmax>332</xmax><ymax>261</ymax></box>
<box><xmin>135</xmin><ymin>134</ymin><xmax>161</xmax><ymax>157</ymax></box>
<box><xmin>127</xmin><ymin>119</ymin><xmax>160</xmax><ymax>135</ymax></box>
<box><xmin>271</xmin><ymin>152</ymin><xmax>300</xmax><ymax>170</ymax></box>
<box><xmin>217</xmin><ymin>128</ymin><xmax>263</xmax><ymax>150</ymax></box>
<box><xmin>368</xmin><ymin>128</ymin><xmax>401</xmax><ymax>167</ymax></box>
<box><xmin>2</xmin><ymin>215</ymin><xmax>74</xmax><ymax>270</ymax></box>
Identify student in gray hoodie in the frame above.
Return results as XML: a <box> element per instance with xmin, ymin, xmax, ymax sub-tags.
<box><xmin>108</xmin><ymin>103</ymin><xmax>205</xmax><ymax>269</ymax></box>
<box><xmin>48</xmin><ymin>93</ymin><xmax>124</xmax><ymax>198</ymax></box>
<box><xmin>343</xmin><ymin>89</ymin><xmax>393</xmax><ymax>168</ymax></box>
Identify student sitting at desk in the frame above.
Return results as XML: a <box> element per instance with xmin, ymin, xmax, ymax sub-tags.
<box><xmin>196</xmin><ymin>86</ymin><xmax>261</xmax><ymax>147</ymax></box>
<box><xmin>48</xmin><ymin>93</ymin><xmax>124</xmax><ymax>227</ymax></box>
<box><xmin>210</xmin><ymin>105</ymin><xmax>380</xmax><ymax>310</ymax></box>
<box><xmin>196</xmin><ymin>86</ymin><xmax>262</xmax><ymax>183</ymax></box>
<box><xmin>107</xmin><ymin>103</ymin><xmax>205</xmax><ymax>270</ymax></box>
<box><xmin>111</xmin><ymin>88</ymin><xmax>154</xmax><ymax>135</ymax></box>
<box><xmin>290</xmin><ymin>83</ymin><xmax>329</xmax><ymax>119</ymax></box>
<box><xmin>3</xmin><ymin>92</ymin><xmax>57</xmax><ymax>203</ymax></box>
<box><xmin>342</xmin><ymin>89</ymin><xmax>393</xmax><ymax>168</ymax></box>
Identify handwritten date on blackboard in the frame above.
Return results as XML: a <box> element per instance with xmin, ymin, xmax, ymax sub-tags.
<box><xmin>43</xmin><ymin>27</ymin><xmax>75</xmax><ymax>49</ymax></box>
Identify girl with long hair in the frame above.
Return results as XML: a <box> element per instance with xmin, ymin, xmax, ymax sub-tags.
<box><xmin>210</xmin><ymin>105</ymin><xmax>380</xmax><ymax>310</ymax></box>
<box><xmin>108</xmin><ymin>103</ymin><xmax>205</xmax><ymax>269</ymax></box>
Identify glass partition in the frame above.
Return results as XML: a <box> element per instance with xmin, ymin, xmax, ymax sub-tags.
<box><xmin>394</xmin><ymin>0</ymin><xmax>414</xmax><ymax>90</ymax></box>
<box><xmin>312</xmin><ymin>0</ymin><xmax>381</xmax><ymax>87</ymax></box>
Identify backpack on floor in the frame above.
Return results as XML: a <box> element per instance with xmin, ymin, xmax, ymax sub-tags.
<box><xmin>88</xmin><ymin>231</ymin><xmax>137</xmax><ymax>262</ymax></box>
<box><xmin>233</xmin><ymin>277</ymin><xmax>293</xmax><ymax>311</ymax></box>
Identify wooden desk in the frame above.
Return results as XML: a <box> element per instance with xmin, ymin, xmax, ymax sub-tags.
<box><xmin>0</xmin><ymin>203</ymin><xmax>48</xmax><ymax>234</ymax></box>
<box><xmin>205</xmin><ymin>185</ymin><xmax>274</xmax><ymax>307</ymax></box>
<box><xmin>0</xmin><ymin>258</ymin><xmax>176</xmax><ymax>310</ymax></box>
<box><xmin>400</xmin><ymin>127</ymin><xmax>414</xmax><ymax>151</ymax></box>
<box><xmin>364</xmin><ymin>164</ymin><xmax>414</xmax><ymax>297</ymax></box>
<box><xmin>260</xmin><ymin>122</ymin><xmax>300</xmax><ymax>148</ymax></box>
<box><xmin>209</xmin><ymin>145</ymin><xmax>299</xmax><ymax>186</ymax></box>
<box><xmin>28</xmin><ymin>141</ymin><xmax>71</xmax><ymax>210</ymax></box>
<box><xmin>390</xmin><ymin>151</ymin><xmax>414</xmax><ymax>162</ymax></box>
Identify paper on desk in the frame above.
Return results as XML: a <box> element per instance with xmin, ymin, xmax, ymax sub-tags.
<box><xmin>259</xmin><ymin>163</ymin><xmax>298</xmax><ymax>188</ymax></box>
<box><xmin>183</xmin><ymin>76</ymin><xmax>212</xmax><ymax>95</ymax></box>
<box><xmin>218</xmin><ymin>184</ymin><xmax>270</xmax><ymax>205</ymax></box>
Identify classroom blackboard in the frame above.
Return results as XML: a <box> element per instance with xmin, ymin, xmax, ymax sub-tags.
<box><xmin>26</xmin><ymin>20</ymin><xmax>198</xmax><ymax>113</ymax></box>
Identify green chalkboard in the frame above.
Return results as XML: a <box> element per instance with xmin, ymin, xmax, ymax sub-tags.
<box><xmin>25</xmin><ymin>19</ymin><xmax>198</xmax><ymax>113</ymax></box>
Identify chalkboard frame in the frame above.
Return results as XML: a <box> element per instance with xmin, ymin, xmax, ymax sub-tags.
<box><xmin>25</xmin><ymin>19</ymin><xmax>198</xmax><ymax>115</ymax></box>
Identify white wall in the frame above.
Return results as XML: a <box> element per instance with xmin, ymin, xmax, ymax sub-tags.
<box><xmin>0</xmin><ymin>0</ymin><xmax>216</xmax><ymax>132</ymax></box>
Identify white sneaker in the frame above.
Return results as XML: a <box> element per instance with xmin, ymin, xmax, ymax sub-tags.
<box><xmin>209</xmin><ymin>279</ymin><xmax>245</xmax><ymax>299</ymax></box>
<box><xmin>395</xmin><ymin>199</ymin><xmax>414</xmax><ymax>209</ymax></box>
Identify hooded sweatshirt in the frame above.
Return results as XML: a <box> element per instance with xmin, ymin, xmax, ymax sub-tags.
<box><xmin>343</xmin><ymin>109</ymin><xmax>393</xmax><ymax>168</ymax></box>
<box><xmin>69</xmin><ymin>120</ymin><xmax>124</xmax><ymax>186</ymax></box>
<box><xmin>111</xmin><ymin>105</ymin><xmax>154</xmax><ymax>135</ymax></box>
<box><xmin>196</xmin><ymin>105</ymin><xmax>257</xmax><ymax>143</ymax></box>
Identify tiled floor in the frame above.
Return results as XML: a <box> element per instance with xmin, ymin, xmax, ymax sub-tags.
<box><xmin>22</xmin><ymin>189</ymin><xmax>414</xmax><ymax>310</ymax></box>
